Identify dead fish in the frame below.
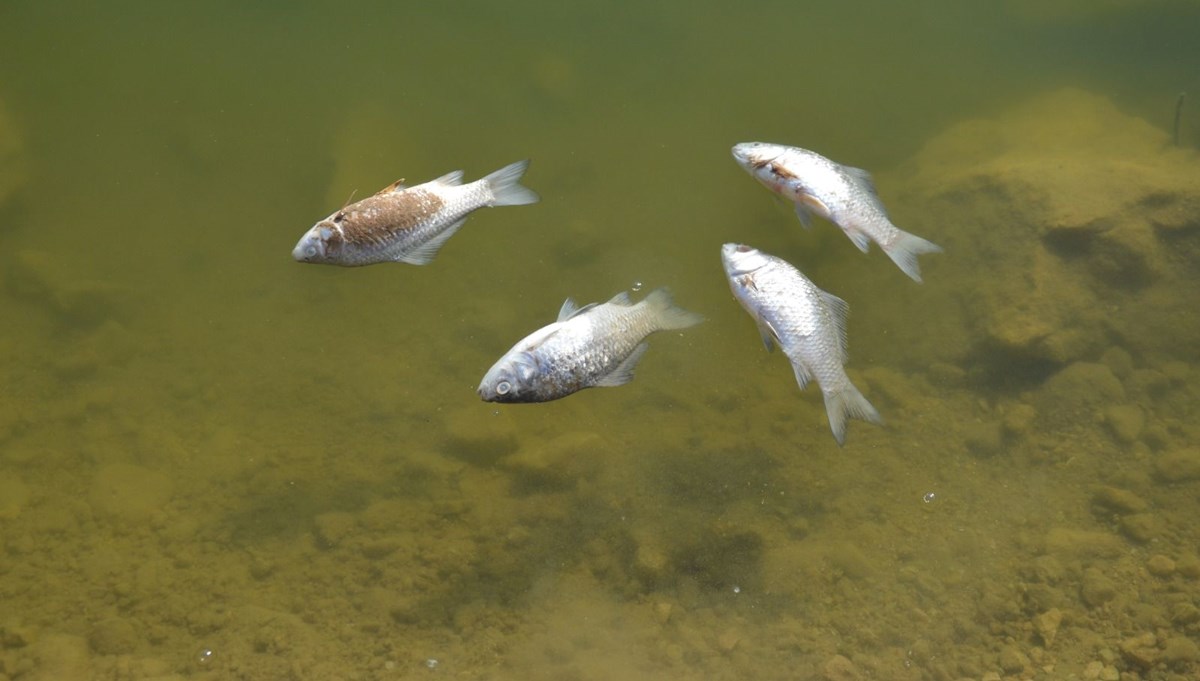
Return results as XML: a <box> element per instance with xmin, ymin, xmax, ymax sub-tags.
<box><xmin>292</xmin><ymin>159</ymin><xmax>539</xmax><ymax>266</ymax></box>
<box><xmin>732</xmin><ymin>142</ymin><xmax>941</xmax><ymax>282</ymax></box>
<box><xmin>478</xmin><ymin>288</ymin><xmax>704</xmax><ymax>403</ymax></box>
<box><xmin>722</xmin><ymin>243</ymin><xmax>882</xmax><ymax>445</ymax></box>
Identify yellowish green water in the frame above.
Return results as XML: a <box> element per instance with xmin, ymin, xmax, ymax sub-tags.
<box><xmin>2</xmin><ymin>2</ymin><xmax>1200</xmax><ymax>680</ymax></box>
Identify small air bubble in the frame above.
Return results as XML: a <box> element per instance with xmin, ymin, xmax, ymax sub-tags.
<box><xmin>731</xmin><ymin>585</ymin><xmax>741</xmax><ymax>594</ymax></box>
<box><xmin>197</xmin><ymin>648</ymin><xmax>215</xmax><ymax>665</ymax></box>
<box><xmin>425</xmin><ymin>658</ymin><xmax>439</xmax><ymax>670</ymax></box>
<box><xmin>923</xmin><ymin>492</ymin><xmax>936</xmax><ymax>504</ymax></box>
<box><xmin>631</xmin><ymin>281</ymin><xmax>644</xmax><ymax>292</ymax></box>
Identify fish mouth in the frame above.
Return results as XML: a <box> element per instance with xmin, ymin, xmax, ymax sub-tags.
<box><xmin>732</xmin><ymin>142</ymin><xmax>783</xmax><ymax>168</ymax></box>
<box><xmin>721</xmin><ymin>243</ymin><xmax>762</xmax><ymax>277</ymax></box>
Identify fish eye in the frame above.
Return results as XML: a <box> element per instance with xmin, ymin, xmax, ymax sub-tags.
<box><xmin>496</xmin><ymin>381</ymin><xmax>511</xmax><ymax>395</ymax></box>
<box><xmin>333</xmin><ymin>212</ymin><xmax>346</xmax><ymax>223</ymax></box>
<box><xmin>305</xmin><ymin>245</ymin><xmax>318</xmax><ymax>257</ymax></box>
<box><xmin>736</xmin><ymin>245</ymin><xmax>752</xmax><ymax>253</ymax></box>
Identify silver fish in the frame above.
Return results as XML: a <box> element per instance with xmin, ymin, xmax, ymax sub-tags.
<box><xmin>478</xmin><ymin>288</ymin><xmax>704</xmax><ymax>403</ymax></box>
<box><xmin>732</xmin><ymin>142</ymin><xmax>941</xmax><ymax>282</ymax></box>
<box><xmin>292</xmin><ymin>159</ymin><xmax>539</xmax><ymax>266</ymax></box>
<box><xmin>722</xmin><ymin>243</ymin><xmax>882</xmax><ymax>445</ymax></box>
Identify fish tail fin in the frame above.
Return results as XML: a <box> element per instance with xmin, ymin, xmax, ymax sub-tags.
<box><xmin>883</xmin><ymin>229</ymin><xmax>942</xmax><ymax>283</ymax></box>
<box><xmin>643</xmin><ymin>287</ymin><xmax>705</xmax><ymax>331</ymax></box>
<box><xmin>485</xmin><ymin>159</ymin><xmax>540</xmax><ymax>206</ymax></box>
<box><xmin>823</xmin><ymin>382</ymin><xmax>883</xmax><ymax>447</ymax></box>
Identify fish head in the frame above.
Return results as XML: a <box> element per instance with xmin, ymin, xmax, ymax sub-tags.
<box><xmin>731</xmin><ymin>142</ymin><xmax>786</xmax><ymax>172</ymax></box>
<box><xmin>292</xmin><ymin>216</ymin><xmax>345</xmax><ymax>264</ymax></box>
<box><xmin>477</xmin><ymin>351</ymin><xmax>540</xmax><ymax>403</ymax></box>
<box><xmin>721</xmin><ymin>243</ymin><xmax>769</xmax><ymax>279</ymax></box>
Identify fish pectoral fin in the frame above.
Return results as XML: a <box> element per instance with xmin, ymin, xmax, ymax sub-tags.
<box><xmin>845</xmin><ymin>228</ymin><xmax>872</xmax><ymax>253</ymax></box>
<box><xmin>790</xmin><ymin>359</ymin><xmax>813</xmax><ymax>390</ymax></box>
<box><xmin>755</xmin><ymin>315</ymin><xmax>781</xmax><ymax>353</ymax></box>
<box><xmin>595</xmin><ymin>343</ymin><xmax>649</xmax><ymax>388</ymax></box>
<box><xmin>793</xmin><ymin>203</ymin><xmax>814</xmax><ymax>229</ymax></box>
<box><xmin>797</xmin><ymin>194</ymin><xmax>831</xmax><ymax>222</ymax></box>
<box><xmin>395</xmin><ymin>217</ymin><xmax>467</xmax><ymax>265</ymax></box>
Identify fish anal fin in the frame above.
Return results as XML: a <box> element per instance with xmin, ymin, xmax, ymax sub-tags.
<box><xmin>846</xmin><ymin>228</ymin><xmax>872</xmax><ymax>253</ymax></box>
<box><xmin>395</xmin><ymin>217</ymin><xmax>466</xmax><ymax>265</ymax></box>
<box><xmin>790</xmin><ymin>359</ymin><xmax>813</xmax><ymax>390</ymax></box>
<box><xmin>595</xmin><ymin>343</ymin><xmax>649</xmax><ymax>388</ymax></box>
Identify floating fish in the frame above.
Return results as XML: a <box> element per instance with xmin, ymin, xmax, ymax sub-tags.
<box><xmin>293</xmin><ymin>159</ymin><xmax>539</xmax><ymax>266</ymax></box>
<box><xmin>722</xmin><ymin>243</ymin><xmax>882</xmax><ymax>445</ymax></box>
<box><xmin>732</xmin><ymin>142</ymin><xmax>941</xmax><ymax>282</ymax></box>
<box><xmin>478</xmin><ymin>288</ymin><xmax>704</xmax><ymax>403</ymax></box>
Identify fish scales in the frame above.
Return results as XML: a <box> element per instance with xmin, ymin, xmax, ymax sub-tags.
<box><xmin>293</xmin><ymin>159</ymin><xmax>538</xmax><ymax>267</ymax></box>
<box><xmin>722</xmin><ymin>243</ymin><xmax>881</xmax><ymax>445</ymax></box>
<box><xmin>478</xmin><ymin>288</ymin><xmax>703</xmax><ymax>403</ymax></box>
<box><xmin>732</xmin><ymin>142</ymin><xmax>941</xmax><ymax>282</ymax></box>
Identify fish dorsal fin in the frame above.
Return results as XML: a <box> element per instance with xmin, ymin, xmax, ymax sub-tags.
<box><xmin>433</xmin><ymin>170</ymin><xmax>464</xmax><ymax>186</ymax></box>
<box><xmin>557</xmin><ymin>298</ymin><xmax>578</xmax><ymax>321</ymax></box>
<box><xmin>595</xmin><ymin>342</ymin><xmax>649</xmax><ymax>388</ymax></box>
<box><xmin>395</xmin><ymin>217</ymin><xmax>466</xmax><ymax>265</ymax></box>
<box><xmin>374</xmin><ymin>179</ymin><xmax>406</xmax><ymax>196</ymax></box>
<box><xmin>607</xmin><ymin>291</ymin><xmax>633</xmax><ymax>306</ymax></box>
<box><xmin>819</xmin><ymin>290</ymin><xmax>850</xmax><ymax>361</ymax></box>
<box><xmin>557</xmin><ymin>299</ymin><xmax>598</xmax><ymax>321</ymax></box>
<box><xmin>841</xmin><ymin>165</ymin><xmax>877</xmax><ymax>195</ymax></box>
<box><xmin>841</xmin><ymin>165</ymin><xmax>890</xmax><ymax>217</ymax></box>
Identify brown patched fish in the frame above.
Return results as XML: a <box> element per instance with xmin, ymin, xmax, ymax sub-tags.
<box><xmin>732</xmin><ymin>142</ymin><xmax>941</xmax><ymax>282</ymax></box>
<box><xmin>292</xmin><ymin>160</ymin><xmax>539</xmax><ymax>266</ymax></box>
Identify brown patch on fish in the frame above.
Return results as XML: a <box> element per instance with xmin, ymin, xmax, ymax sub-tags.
<box><xmin>338</xmin><ymin>188</ymin><xmax>444</xmax><ymax>247</ymax></box>
<box><xmin>768</xmin><ymin>162</ymin><xmax>798</xmax><ymax>181</ymax></box>
<box><xmin>737</xmin><ymin>274</ymin><xmax>758</xmax><ymax>292</ymax></box>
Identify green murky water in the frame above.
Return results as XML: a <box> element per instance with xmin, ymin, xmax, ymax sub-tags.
<box><xmin>2</xmin><ymin>2</ymin><xmax>1199</xmax><ymax>679</ymax></box>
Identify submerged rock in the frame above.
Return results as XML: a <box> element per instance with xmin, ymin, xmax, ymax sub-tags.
<box><xmin>896</xmin><ymin>87</ymin><xmax>1200</xmax><ymax>373</ymax></box>
<box><xmin>1033</xmin><ymin>362</ymin><xmax>1125</xmax><ymax>431</ymax></box>
<box><xmin>1154</xmin><ymin>447</ymin><xmax>1200</xmax><ymax>482</ymax></box>
<box><xmin>1103</xmin><ymin>404</ymin><xmax>1144</xmax><ymax>444</ymax></box>
<box><xmin>501</xmin><ymin>430</ymin><xmax>604</xmax><ymax>491</ymax></box>
<box><xmin>6</xmin><ymin>250</ymin><xmax>134</xmax><ymax>329</ymax></box>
